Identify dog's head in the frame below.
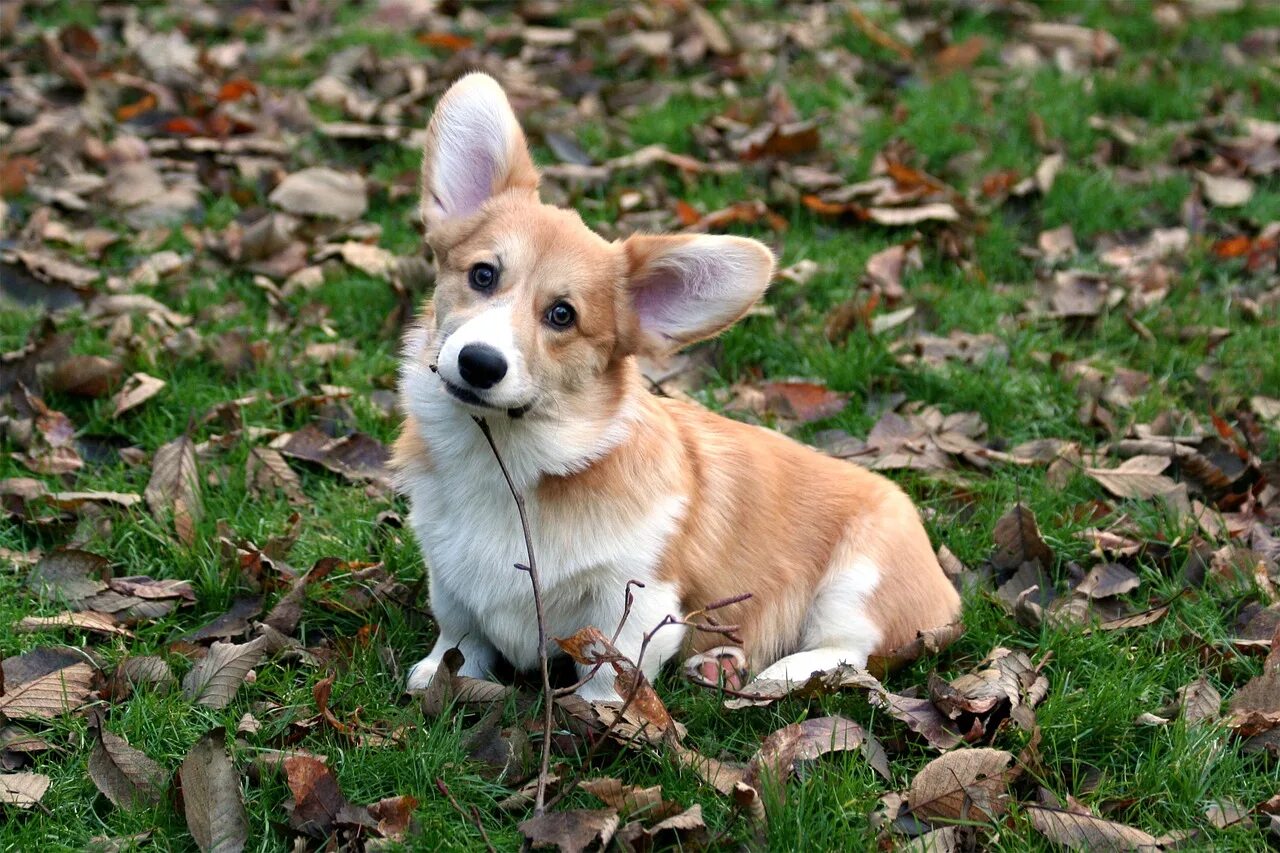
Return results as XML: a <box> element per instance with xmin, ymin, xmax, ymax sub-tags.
<box><xmin>412</xmin><ymin>73</ymin><xmax>774</xmax><ymax>421</ymax></box>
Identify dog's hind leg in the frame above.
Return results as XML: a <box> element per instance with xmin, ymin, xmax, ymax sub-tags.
<box><xmin>752</xmin><ymin>553</ymin><xmax>883</xmax><ymax>685</ymax></box>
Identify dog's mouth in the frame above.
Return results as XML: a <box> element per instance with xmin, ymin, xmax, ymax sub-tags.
<box><xmin>440</xmin><ymin>377</ymin><xmax>533</xmax><ymax>419</ymax></box>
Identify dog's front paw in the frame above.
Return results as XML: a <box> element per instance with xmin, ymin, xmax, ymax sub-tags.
<box><xmin>406</xmin><ymin>657</ymin><xmax>439</xmax><ymax>691</ymax></box>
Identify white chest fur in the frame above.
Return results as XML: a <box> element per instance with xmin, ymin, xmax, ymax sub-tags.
<box><xmin>399</xmin><ymin>385</ymin><xmax>688</xmax><ymax>670</ymax></box>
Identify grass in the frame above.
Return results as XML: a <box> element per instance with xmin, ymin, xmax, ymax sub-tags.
<box><xmin>3</xmin><ymin>1</ymin><xmax>1280</xmax><ymax>850</ymax></box>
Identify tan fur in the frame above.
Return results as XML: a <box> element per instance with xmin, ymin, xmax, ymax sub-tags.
<box><xmin>395</xmin><ymin>73</ymin><xmax>961</xmax><ymax>678</ymax></box>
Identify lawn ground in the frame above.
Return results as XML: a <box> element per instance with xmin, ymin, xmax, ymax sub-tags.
<box><xmin>2</xmin><ymin>1</ymin><xmax>1279</xmax><ymax>850</ymax></box>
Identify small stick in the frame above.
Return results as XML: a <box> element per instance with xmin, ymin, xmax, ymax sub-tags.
<box><xmin>473</xmin><ymin>416</ymin><xmax>555</xmax><ymax>816</ymax></box>
<box><xmin>435</xmin><ymin>778</ymin><xmax>497</xmax><ymax>853</ymax></box>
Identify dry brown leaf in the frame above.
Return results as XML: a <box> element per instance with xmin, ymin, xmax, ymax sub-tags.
<box><xmin>907</xmin><ymin>748</ymin><xmax>1014</xmax><ymax>821</ymax></box>
<box><xmin>145</xmin><ymin>435</ymin><xmax>201</xmax><ymax>542</ymax></box>
<box><xmin>0</xmin><ymin>661</ymin><xmax>95</xmax><ymax>720</ymax></box>
<box><xmin>47</xmin><ymin>355</ymin><xmax>122</xmax><ymax>398</ymax></box>
<box><xmin>1076</xmin><ymin>563</ymin><xmax>1141</xmax><ymax>599</ymax></box>
<box><xmin>1198</xmin><ymin>172</ymin><xmax>1254</xmax><ymax>207</ymax></box>
<box><xmin>1024</xmin><ymin>804</ymin><xmax>1160</xmax><ymax>850</ymax></box>
<box><xmin>269</xmin><ymin>167</ymin><xmax>367</xmax><ymax>220</ymax></box>
<box><xmin>0</xmin><ymin>772</ymin><xmax>51</xmax><ymax>808</ymax></box>
<box><xmin>795</xmin><ymin>716</ymin><xmax>891</xmax><ymax>780</ymax></box>
<box><xmin>16</xmin><ymin>610</ymin><xmax>132</xmax><ymax>638</ymax></box>
<box><xmin>111</xmin><ymin>373</ymin><xmax>166</xmax><ymax>419</ymax></box>
<box><xmin>580</xmin><ymin>777</ymin><xmax>673</xmax><ymax>819</ymax></box>
<box><xmin>992</xmin><ymin>504</ymin><xmax>1054</xmax><ymax>572</ymax></box>
<box><xmin>178</xmin><ymin>729</ymin><xmax>248</xmax><ymax>853</ymax></box>
<box><xmin>89</xmin><ymin>725</ymin><xmax>167</xmax><ymax>811</ymax></box>
<box><xmin>182</xmin><ymin>636</ymin><xmax>267</xmax><ymax>709</ymax></box>
<box><xmin>759</xmin><ymin>380</ymin><xmax>848</xmax><ymax>423</ymax></box>
<box><xmin>1085</xmin><ymin>455</ymin><xmax>1178</xmax><ymax>499</ymax></box>
<box><xmin>520</xmin><ymin>808</ymin><xmax>620</xmax><ymax>852</ymax></box>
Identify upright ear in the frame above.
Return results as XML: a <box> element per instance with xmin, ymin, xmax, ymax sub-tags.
<box><xmin>420</xmin><ymin>73</ymin><xmax>539</xmax><ymax>234</ymax></box>
<box><xmin>623</xmin><ymin>234</ymin><xmax>775</xmax><ymax>356</ymax></box>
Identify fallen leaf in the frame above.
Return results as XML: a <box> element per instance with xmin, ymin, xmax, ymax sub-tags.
<box><xmin>182</xmin><ymin>636</ymin><xmax>268</xmax><ymax>709</ymax></box>
<box><xmin>1086</xmin><ymin>455</ymin><xmax>1178</xmax><ymax>499</ymax></box>
<box><xmin>47</xmin><ymin>355</ymin><xmax>122</xmax><ymax>397</ymax></box>
<box><xmin>144</xmin><ymin>434</ymin><xmax>201</xmax><ymax>542</ymax></box>
<box><xmin>111</xmin><ymin>373</ymin><xmax>166</xmax><ymax>419</ymax></box>
<box><xmin>520</xmin><ymin>808</ymin><xmax>620</xmax><ymax>852</ymax></box>
<box><xmin>1174</xmin><ymin>676</ymin><xmax>1222</xmax><ymax>727</ymax></box>
<box><xmin>281</xmin><ymin>754</ymin><xmax>352</xmax><ymax>836</ymax></box>
<box><xmin>1076</xmin><ymin>563</ymin><xmax>1141</xmax><ymax>599</ymax></box>
<box><xmin>580</xmin><ymin>777</ymin><xmax>674</xmax><ymax>819</ymax></box>
<box><xmin>178</xmin><ymin>729</ymin><xmax>248</xmax><ymax>853</ymax></box>
<box><xmin>16</xmin><ymin>610</ymin><xmax>132</xmax><ymax>638</ymax></box>
<box><xmin>106</xmin><ymin>656</ymin><xmax>175</xmax><ymax>701</ymax></box>
<box><xmin>992</xmin><ymin>504</ymin><xmax>1054</xmax><ymax>572</ymax></box>
<box><xmin>795</xmin><ymin>716</ymin><xmax>891</xmax><ymax>780</ymax></box>
<box><xmin>0</xmin><ymin>661</ymin><xmax>95</xmax><ymax>720</ymax></box>
<box><xmin>1198</xmin><ymin>172</ymin><xmax>1254</xmax><ymax>207</ymax></box>
<box><xmin>269</xmin><ymin>167</ymin><xmax>367</xmax><ymax>220</ymax></box>
<box><xmin>264</xmin><ymin>556</ymin><xmax>340</xmax><ymax>636</ymax></box>
<box><xmin>907</xmin><ymin>748</ymin><xmax>1014</xmax><ymax>821</ymax></box>
<box><xmin>89</xmin><ymin>725</ymin><xmax>167</xmax><ymax>811</ymax></box>
<box><xmin>1025</xmin><ymin>804</ymin><xmax>1160</xmax><ymax>850</ymax></box>
<box><xmin>26</xmin><ymin>548</ymin><xmax>109</xmax><ymax>606</ymax></box>
<box><xmin>183</xmin><ymin>597</ymin><xmax>263</xmax><ymax>643</ymax></box>
<box><xmin>759</xmin><ymin>380</ymin><xmax>849</xmax><ymax>423</ymax></box>
<box><xmin>0</xmin><ymin>772</ymin><xmax>51</xmax><ymax>808</ymax></box>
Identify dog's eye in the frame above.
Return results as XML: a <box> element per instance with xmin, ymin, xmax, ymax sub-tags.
<box><xmin>545</xmin><ymin>301</ymin><xmax>576</xmax><ymax>329</ymax></box>
<box><xmin>468</xmin><ymin>262</ymin><xmax>498</xmax><ymax>292</ymax></box>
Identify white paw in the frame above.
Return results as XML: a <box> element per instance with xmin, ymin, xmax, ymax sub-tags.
<box><xmin>406</xmin><ymin>657</ymin><xmax>439</xmax><ymax>691</ymax></box>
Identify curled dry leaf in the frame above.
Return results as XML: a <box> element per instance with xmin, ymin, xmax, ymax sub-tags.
<box><xmin>178</xmin><ymin>729</ymin><xmax>248</xmax><ymax>853</ymax></box>
<box><xmin>580</xmin><ymin>777</ymin><xmax>674</xmax><ymax>819</ymax></box>
<box><xmin>110</xmin><ymin>373</ymin><xmax>166</xmax><ymax>419</ymax></box>
<box><xmin>866</xmin><ymin>621</ymin><xmax>964</xmax><ymax>677</ymax></box>
<box><xmin>556</xmin><ymin>626</ymin><xmax>676</xmax><ymax>739</ymax></box>
<box><xmin>725</xmin><ymin>664</ymin><xmax>884</xmax><ymax>709</ymax></box>
<box><xmin>616</xmin><ymin>804</ymin><xmax>708</xmax><ymax>849</ymax></box>
<box><xmin>89</xmin><ymin>726</ymin><xmax>167</xmax><ymax>811</ymax></box>
<box><xmin>907</xmin><ymin>748</ymin><xmax>1014</xmax><ymax>821</ymax></box>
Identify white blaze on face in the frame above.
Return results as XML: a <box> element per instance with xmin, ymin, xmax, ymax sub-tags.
<box><xmin>436</xmin><ymin>303</ymin><xmax>531</xmax><ymax>407</ymax></box>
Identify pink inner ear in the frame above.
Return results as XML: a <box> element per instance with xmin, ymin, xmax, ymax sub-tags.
<box><xmin>632</xmin><ymin>269</ymin><xmax>686</xmax><ymax>343</ymax></box>
<box><xmin>435</xmin><ymin>135</ymin><xmax>500</xmax><ymax>219</ymax></box>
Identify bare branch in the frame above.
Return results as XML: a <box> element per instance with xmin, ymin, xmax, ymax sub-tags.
<box><xmin>472</xmin><ymin>416</ymin><xmax>555</xmax><ymax>816</ymax></box>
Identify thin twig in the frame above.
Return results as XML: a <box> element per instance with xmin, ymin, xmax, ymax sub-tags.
<box><xmin>473</xmin><ymin>416</ymin><xmax>555</xmax><ymax>816</ymax></box>
<box><xmin>554</xmin><ymin>579</ymin><xmax>647</xmax><ymax>697</ymax></box>
<box><xmin>435</xmin><ymin>778</ymin><xmax>498</xmax><ymax>853</ymax></box>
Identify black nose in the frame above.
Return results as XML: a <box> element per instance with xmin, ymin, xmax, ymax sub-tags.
<box><xmin>456</xmin><ymin>343</ymin><xmax>508</xmax><ymax>389</ymax></box>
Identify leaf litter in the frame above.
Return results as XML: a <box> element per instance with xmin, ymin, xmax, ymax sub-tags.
<box><xmin>0</xmin><ymin>0</ymin><xmax>1277</xmax><ymax>849</ymax></box>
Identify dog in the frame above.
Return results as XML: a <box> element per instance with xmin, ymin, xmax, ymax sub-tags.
<box><xmin>393</xmin><ymin>73</ymin><xmax>961</xmax><ymax>702</ymax></box>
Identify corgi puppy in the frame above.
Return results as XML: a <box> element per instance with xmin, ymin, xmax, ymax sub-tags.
<box><xmin>394</xmin><ymin>73</ymin><xmax>960</xmax><ymax>701</ymax></box>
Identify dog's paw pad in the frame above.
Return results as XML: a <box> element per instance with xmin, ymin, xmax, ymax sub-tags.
<box><xmin>684</xmin><ymin>646</ymin><xmax>747</xmax><ymax>691</ymax></box>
